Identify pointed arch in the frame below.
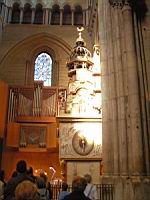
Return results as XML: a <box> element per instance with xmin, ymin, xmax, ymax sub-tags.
<box><xmin>11</xmin><ymin>2</ymin><xmax>20</xmax><ymax>23</ymax></box>
<box><xmin>74</xmin><ymin>5</ymin><xmax>83</xmax><ymax>26</ymax></box>
<box><xmin>34</xmin><ymin>3</ymin><xmax>43</xmax><ymax>24</ymax></box>
<box><xmin>23</xmin><ymin>3</ymin><xmax>32</xmax><ymax>24</ymax></box>
<box><xmin>51</xmin><ymin>4</ymin><xmax>60</xmax><ymax>25</ymax></box>
<box><xmin>63</xmin><ymin>4</ymin><xmax>71</xmax><ymax>25</ymax></box>
<box><xmin>34</xmin><ymin>52</ymin><xmax>52</xmax><ymax>86</ymax></box>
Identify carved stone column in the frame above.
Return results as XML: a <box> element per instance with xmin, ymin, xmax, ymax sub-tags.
<box><xmin>83</xmin><ymin>10</ymin><xmax>86</xmax><ymax>26</ymax></box>
<box><xmin>122</xmin><ymin>0</ymin><xmax>143</xmax><ymax>175</ymax></box>
<box><xmin>45</xmin><ymin>8</ymin><xmax>49</xmax><ymax>24</ymax></box>
<box><xmin>42</xmin><ymin>8</ymin><xmax>46</xmax><ymax>24</ymax></box>
<box><xmin>99</xmin><ymin>0</ymin><xmax>114</xmax><ymax>176</ymax></box>
<box><xmin>3</xmin><ymin>5</ymin><xmax>8</xmax><ymax>23</ymax></box>
<box><xmin>60</xmin><ymin>9</ymin><xmax>63</xmax><ymax>25</ymax></box>
<box><xmin>31</xmin><ymin>8</ymin><xmax>35</xmax><ymax>24</ymax></box>
<box><xmin>8</xmin><ymin>7</ymin><xmax>12</xmax><ymax>23</ymax></box>
<box><xmin>0</xmin><ymin>3</ymin><xmax>5</xmax><ymax>18</ymax></box>
<box><xmin>71</xmin><ymin>9</ymin><xmax>74</xmax><ymax>25</ymax></box>
<box><xmin>48</xmin><ymin>9</ymin><xmax>52</xmax><ymax>24</ymax></box>
<box><xmin>111</xmin><ymin>0</ymin><xmax>129</xmax><ymax>176</ymax></box>
<box><xmin>86</xmin><ymin>8</ymin><xmax>89</xmax><ymax>26</ymax></box>
<box><xmin>109</xmin><ymin>0</ymin><xmax>124</xmax><ymax>7</ymax></box>
<box><xmin>20</xmin><ymin>8</ymin><xmax>23</xmax><ymax>24</ymax></box>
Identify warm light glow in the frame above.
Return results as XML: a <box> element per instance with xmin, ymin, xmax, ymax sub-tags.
<box><xmin>34</xmin><ymin>169</ymin><xmax>48</xmax><ymax>176</ymax></box>
<box><xmin>49</xmin><ymin>166</ymin><xmax>56</xmax><ymax>172</ymax></box>
<box><xmin>49</xmin><ymin>166</ymin><xmax>56</xmax><ymax>180</ymax></box>
<box><xmin>74</xmin><ymin>123</ymin><xmax>102</xmax><ymax>145</ymax></box>
<box><xmin>93</xmin><ymin>45</ymin><xmax>101</xmax><ymax>73</ymax></box>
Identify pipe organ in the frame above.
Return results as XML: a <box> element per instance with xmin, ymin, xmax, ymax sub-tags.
<box><xmin>7</xmin><ymin>81</ymin><xmax>65</xmax><ymax>122</ymax></box>
<box><xmin>6</xmin><ymin>81</ymin><xmax>67</xmax><ymax>151</ymax></box>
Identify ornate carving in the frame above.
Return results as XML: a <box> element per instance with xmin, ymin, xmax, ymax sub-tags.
<box><xmin>109</xmin><ymin>0</ymin><xmax>132</xmax><ymax>8</ymax></box>
<box><xmin>59</xmin><ymin>123</ymin><xmax>102</xmax><ymax>159</ymax></box>
<box><xmin>20</xmin><ymin>126</ymin><xmax>47</xmax><ymax>149</ymax></box>
<box><xmin>65</xmin><ymin>28</ymin><xmax>101</xmax><ymax>117</ymax></box>
<box><xmin>109</xmin><ymin>0</ymin><xmax>124</xmax><ymax>7</ymax></box>
<box><xmin>124</xmin><ymin>0</ymin><xmax>132</xmax><ymax>6</ymax></box>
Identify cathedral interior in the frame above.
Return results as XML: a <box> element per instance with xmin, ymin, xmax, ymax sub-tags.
<box><xmin>0</xmin><ymin>0</ymin><xmax>150</xmax><ymax>200</ymax></box>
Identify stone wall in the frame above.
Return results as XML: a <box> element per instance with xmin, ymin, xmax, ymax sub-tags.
<box><xmin>143</xmin><ymin>0</ymin><xmax>150</xmax><ymax>98</ymax></box>
<box><xmin>0</xmin><ymin>25</ymin><xmax>92</xmax><ymax>87</ymax></box>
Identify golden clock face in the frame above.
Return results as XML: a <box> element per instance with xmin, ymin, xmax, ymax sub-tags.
<box><xmin>72</xmin><ymin>132</ymin><xmax>94</xmax><ymax>156</ymax></box>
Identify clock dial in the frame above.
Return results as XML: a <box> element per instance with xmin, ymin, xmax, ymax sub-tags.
<box><xmin>72</xmin><ymin>132</ymin><xmax>94</xmax><ymax>156</ymax></box>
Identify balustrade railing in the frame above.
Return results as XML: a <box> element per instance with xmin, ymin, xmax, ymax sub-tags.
<box><xmin>51</xmin><ymin>184</ymin><xmax>114</xmax><ymax>200</ymax></box>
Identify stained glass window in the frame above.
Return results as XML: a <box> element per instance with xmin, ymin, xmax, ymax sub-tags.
<box><xmin>34</xmin><ymin>52</ymin><xmax>52</xmax><ymax>86</ymax></box>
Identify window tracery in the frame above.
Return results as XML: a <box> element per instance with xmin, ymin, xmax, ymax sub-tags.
<box><xmin>34</xmin><ymin>52</ymin><xmax>52</xmax><ymax>86</ymax></box>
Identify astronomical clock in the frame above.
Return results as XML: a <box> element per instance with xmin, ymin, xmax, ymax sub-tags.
<box><xmin>59</xmin><ymin>122</ymin><xmax>102</xmax><ymax>160</ymax></box>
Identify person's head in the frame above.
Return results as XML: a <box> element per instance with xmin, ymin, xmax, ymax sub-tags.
<box><xmin>36</xmin><ymin>176</ymin><xmax>46</xmax><ymax>189</ymax></box>
<box><xmin>12</xmin><ymin>171</ymin><xmax>18</xmax><ymax>178</ymax></box>
<box><xmin>16</xmin><ymin>160</ymin><xmax>27</xmax><ymax>173</ymax></box>
<box><xmin>15</xmin><ymin>180</ymin><xmax>39</xmax><ymax>200</ymax></box>
<box><xmin>0</xmin><ymin>170</ymin><xmax>5</xmax><ymax>181</ymax></box>
<box><xmin>39</xmin><ymin>172</ymin><xmax>48</xmax><ymax>183</ymax></box>
<box><xmin>27</xmin><ymin>166</ymin><xmax>33</xmax><ymax>175</ymax></box>
<box><xmin>62</xmin><ymin>182</ymin><xmax>68</xmax><ymax>191</ymax></box>
<box><xmin>84</xmin><ymin>174</ymin><xmax>92</xmax><ymax>184</ymax></box>
<box><xmin>72</xmin><ymin>176</ymin><xmax>87</xmax><ymax>192</ymax></box>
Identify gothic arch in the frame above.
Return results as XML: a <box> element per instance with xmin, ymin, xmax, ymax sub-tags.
<box><xmin>0</xmin><ymin>33</ymin><xmax>71</xmax><ymax>86</ymax></box>
<box><xmin>26</xmin><ymin>46</ymin><xmax>56</xmax><ymax>85</ymax></box>
<box><xmin>11</xmin><ymin>2</ymin><xmax>20</xmax><ymax>23</ymax></box>
<box><xmin>23</xmin><ymin>3</ymin><xmax>32</xmax><ymax>24</ymax></box>
<box><xmin>34</xmin><ymin>3</ymin><xmax>43</xmax><ymax>24</ymax></box>
<box><xmin>63</xmin><ymin>4</ymin><xmax>71</xmax><ymax>25</ymax></box>
<box><xmin>74</xmin><ymin>5</ymin><xmax>83</xmax><ymax>26</ymax></box>
<box><xmin>51</xmin><ymin>4</ymin><xmax>60</xmax><ymax>25</ymax></box>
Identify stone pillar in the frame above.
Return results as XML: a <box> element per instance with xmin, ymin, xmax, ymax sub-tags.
<box><xmin>122</xmin><ymin>0</ymin><xmax>143</xmax><ymax>175</ymax></box>
<box><xmin>1</xmin><ymin>3</ymin><xmax>5</xmax><ymax>18</ymax></box>
<box><xmin>20</xmin><ymin>8</ymin><xmax>23</xmax><ymax>24</ymax></box>
<box><xmin>48</xmin><ymin>9</ymin><xmax>52</xmax><ymax>24</ymax></box>
<box><xmin>99</xmin><ymin>0</ymin><xmax>114</xmax><ymax>176</ymax></box>
<box><xmin>86</xmin><ymin>8</ymin><xmax>89</xmax><ymax>26</ymax></box>
<box><xmin>31</xmin><ymin>8</ymin><xmax>35</xmax><ymax>24</ymax></box>
<box><xmin>71</xmin><ymin>9</ymin><xmax>74</xmax><ymax>25</ymax></box>
<box><xmin>8</xmin><ymin>7</ymin><xmax>12</xmax><ymax>23</ymax></box>
<box><xmin>110</xmin><ymin>2</ymin><xmax>128</xmax><ymax>176</ymax></box>
<box><xmin>45</xmin><ymin>8</ymin><xmax>49</xmax><ymax>24</ymax></box>
<box><xmin>42</xmin><ymin>8</ymin><xmax>45</xmax><ymax>24</ymax></box>
<box><xmin>3</xmin><ymin>5</ymin><xmax>8</xmax><ymax>23</ymax></box>
<box><xmin>83</xmin><ymin>10</ymin><xmax>86</xmax><ymax>26</ymax></box>
<box><xmin>60</xmin><ymin>9</ymin><xmax>63</xmax><ymax>25</ymax></box>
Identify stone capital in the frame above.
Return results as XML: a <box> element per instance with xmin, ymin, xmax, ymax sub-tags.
<box><xmin>109</xmin><ymin>0</ymin><xmax>132</xmax><ymax>8</ymax></box>
<box><xmin>109</xmin><ymin>0</ymin><xmax>124</xmax><ymax>8</ymax></box>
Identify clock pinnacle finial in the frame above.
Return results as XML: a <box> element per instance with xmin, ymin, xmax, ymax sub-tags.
<box><xmin>77</xmin><ymin>27</ymin><xmax>84</xmax><ymax>38</ymax></box>
<box><xmin>76</xmin><ymin>27</ymin><xmax>85</xmax><ymax>46</ymax></box>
